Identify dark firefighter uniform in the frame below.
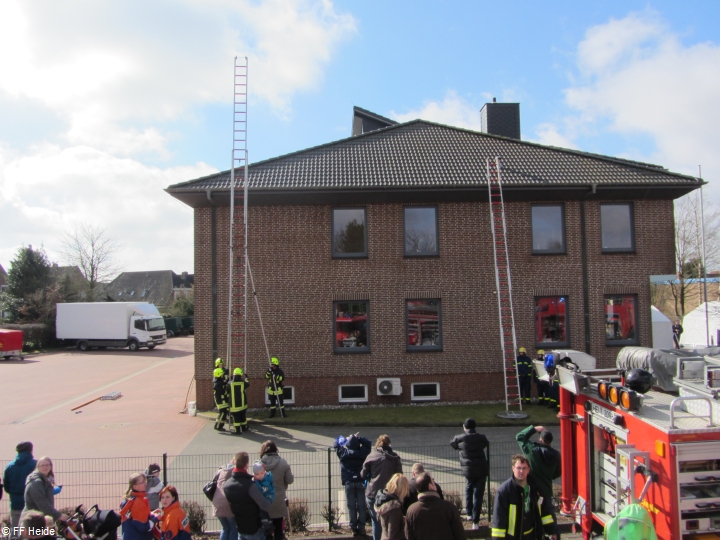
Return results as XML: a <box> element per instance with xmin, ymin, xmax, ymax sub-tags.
<box><xmin>213</xmin><ymin>358</ymin><xmax>230</xmax><ymax>431</ymax></box>
<box><xmin>516</xmin><ymin>348</ymin><xmax>533</xmax><ymax>405</ymax></box>
<box><xmin>229</xmin><ymin>367</ymin><xmax>250</xmax><ymax>434</ymax></box>
<box><xmin>491</xmin><ymin>476</ymin><xmax>556</xmax><ymax>539</ymax></box>
<box><xmin>534</xmin><ymin>350</ymin><xmax>548</xmax><ymax>406</ymax></box>
<box><xmin>266</xmin><ymin>356</ymin><xmax>286</xmax><ymax>418</ymax></box>
<box><xmin>544</xmin><ymin>354</ymin><xmax>559</xmax><ymax>410</ymax></box>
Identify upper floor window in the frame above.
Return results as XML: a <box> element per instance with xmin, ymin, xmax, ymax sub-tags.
<box><xmin>605</xmin><ymin>294</ymin><xmax>638</xmax><ymax>345</ymax></box>
<box><xmin>332</xmin><ymin>208</ymin><xmax>367</xmax><ymax>258</ymax></box>
<box><xmin>535</xmin><ymin>296</ymin><xmax>569</xmax><ymax>347</ymax></box>
<box><xmin>404</xmin><ymin>207</ymin><xmax>438</xmax><ymax>256</ymax></box>
<box><xmin>407</xmin><ymin>299</ymin><xmax>442</xmax><ymax>351</ymax></box>
<box><xmin>601</xmin><ymin>203</ymin><xmax>635</xmax><ymax>253</ymax></box>
<box><xmin>531</xmin><ymin>205</ymin><xmax>565</xmax><ymax>254</ymax></box>
<box><xmin>334</xmin><ymin>301</ymin><xmax>369</xmax><ymax>353</ymax></box>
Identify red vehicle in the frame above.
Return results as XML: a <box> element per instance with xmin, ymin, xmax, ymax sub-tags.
<box><xmin>553</xmin><ymin>356</ymin><xmax>720</xmax><ymax>539</ymax></box>
<box><xmin>0</xmin><ymin>328</ymin><xmax>24</xmax><ymax>360</ymax></box>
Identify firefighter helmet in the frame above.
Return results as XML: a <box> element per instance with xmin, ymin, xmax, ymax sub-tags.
<box><xmin>537</xmin><ymin>349</ymin><xmax>545</xmax><ymax>355</ymax></box>
<box><xmin>233</xmin><ymin>367</ymin><xmax>243</xmax><ymax>376</ymax></box>
<box><xmin>271</xmin><ymin>357</ymin><xmax>280</xmax><ymax>366</ymax></box>
<box><xmin>625</xmin><ymin>369</ymin><xmax>653</xmax><ymax>394</ymax></box>
<box><xmin>215</xmin><ymin>358</ymin><xmax>224</xmax><ymax>367</ymax></box>
<box><xmin>213</xmin><ymin>367</ymin><xmax>225</xmax><ymax>378</ymax></box>
<box><xmin>518</xmin><ymin>347</ymin><xmax>526</xmax><ymax>353</ymax></box>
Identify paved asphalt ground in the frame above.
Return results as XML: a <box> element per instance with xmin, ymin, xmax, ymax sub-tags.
<box><xmin>0</xmin><ymin>337</ymin><xmax>582</xmax><ymax>538</ymax></box>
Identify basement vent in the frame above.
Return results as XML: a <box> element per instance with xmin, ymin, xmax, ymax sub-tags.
<box><xmin>339</xmin><ymin>384</ymin><xmax>368</xmax><ymax>403</ymax></box>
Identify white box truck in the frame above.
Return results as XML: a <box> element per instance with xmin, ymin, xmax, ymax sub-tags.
<box><xmin>56</xmin><ymin>302</ymin><xmax>167</xmax><ymax>352</ymax></box>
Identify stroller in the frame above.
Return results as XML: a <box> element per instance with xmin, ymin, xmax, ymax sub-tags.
<box><xmin>59</xmin><ymin>505</ymin><xmax>122</xmax><ymax>540</ymax></box>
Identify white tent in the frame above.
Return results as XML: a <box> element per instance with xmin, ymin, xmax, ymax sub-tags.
<box><xmin>682</xmin><ymin>301</ymin><xmax>720</xmax><ymax>347</ymax></box>
<box><xmin>651</xmin><ymin>306</ymin><xmax>674</xmax><ymax>349</ymax></box>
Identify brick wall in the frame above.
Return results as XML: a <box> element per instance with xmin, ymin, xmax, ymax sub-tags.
<box><xmin>193</xmin><ymin>198</ymin><xmax>675</xmax><ymax>410</ymax></box>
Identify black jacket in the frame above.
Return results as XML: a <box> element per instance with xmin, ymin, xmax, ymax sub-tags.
<box><xmin>449</xmin><ymin>430</ymin><xmax>489</xmax><ymax>478</ymax></box>
<box><xmin>223</xmin><ymin>470</ymin><xmax>271</xmax><ymax>535</ymax></box>
<box><xmin>491</xmin><ymin>476</ymin><xmax>556</xmax><ymax>540</ymax></box>
<box><xmin>403</xmin><ymin>477</ymin><xmax>444</xmax><ymax>514</ymax></box>
<box><xmin>334</xmin><ymin>435</ymin><xmax>372</xmax><ymax>485</ymax></box>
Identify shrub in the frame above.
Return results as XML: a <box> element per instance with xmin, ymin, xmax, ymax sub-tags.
<box><xmin>444</xmin><ymin>490</ymin><xmax>463</xmax><ymax>513</ymax></box>
<box><xmin>180</xmin><ymin>500</ymin><xmax>206</xmax><ymax>534</ymax></box>
<box><xmin>288</xmin><ymin>498</ymin><xmax>311</xmax><ymax>532</ymax></box>
<box><xmin>0</xmin><ymin>323</ymin><xmax>55</xmax><ymax>350</ymax></box>
<box><xmin>320</xmin><ymin>503</ymin><xmax>340</xmax><ymax>531</ymax></box>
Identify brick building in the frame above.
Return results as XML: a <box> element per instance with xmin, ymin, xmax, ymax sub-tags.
<box><xmin>166</xmin><ymin>104</ymin><xmax>702</xmax><ymax>410</ymax></box>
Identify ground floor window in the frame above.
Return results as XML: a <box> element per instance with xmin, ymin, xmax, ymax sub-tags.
<box><xmin>605</xmin><ymin>295</ymin><xmax>638</xmax><ymax>345</ymax></box>
<box><xmin>334</xmin><ymin>301</ymin><xmax>369</xmax><ymax>352</ymax></box>
<box><xmin>535</xmin><ymin>296</ymin><xmax>569</xmax><ymax>347</ymax></box>
<box><xmin>406</xmin><ymin>299</ymin><xmax>442</xmax><ymax>351</ymax></box>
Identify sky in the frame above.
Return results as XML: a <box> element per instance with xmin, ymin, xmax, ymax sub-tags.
<box><xmin>1</xmin><ymin>0</ymin><xmax>719</xmax><ymax>276</ymax></box>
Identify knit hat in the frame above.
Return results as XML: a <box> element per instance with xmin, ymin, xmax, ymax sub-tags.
<box><xmin>146</xmin><ymin>463</ymin><xmax>161</xmax><ymax>475</ymax></box>
<box><xmin>16</xmin><ymin>441</ymin><xmax>33</xmax><ymax>453</ymax></box>
<box><xmin>252</xmin><ymin>461</ymin><xmax>265</xmax><ymax>475</ymax></box>
<box><xmin>463</xmin><ymin>418</ymin><xmax>476</xmax><ymax>430</ymax></box>
<box><xmin>540</xmin><ymin>431</ymin><xmax>553</xmax><ymax>444</ymax></box>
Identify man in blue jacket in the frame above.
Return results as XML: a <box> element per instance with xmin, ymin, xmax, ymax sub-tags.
<box><xmin>334</xmin><ymin>433</ymin><xmax>371</xmax><ymax>537</ymax></box>
<box><xmin>3</xmin><ymin>441</ymin><xmax>37</xmax><ymax>533</ymax></box>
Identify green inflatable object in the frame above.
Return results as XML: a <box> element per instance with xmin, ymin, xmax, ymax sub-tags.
<box><xmin>604</xmin><ymin>504</ymin><xmax>658</xmax><ymax>540</ymax></box>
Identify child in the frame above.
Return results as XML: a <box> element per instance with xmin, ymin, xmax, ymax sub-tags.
<box><xmin>252</xmin><ymin>461</ymin><xmax>275</xmax><ymax>536</ymax></box>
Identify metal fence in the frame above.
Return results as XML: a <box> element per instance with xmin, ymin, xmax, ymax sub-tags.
<box><xmin>1</xmin><ymin>442</ymin><xmax>532</xmax><ymax>531</ymax></box>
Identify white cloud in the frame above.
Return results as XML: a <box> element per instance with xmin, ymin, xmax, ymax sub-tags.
<box><xmin>0</xmin><ymin>144</ymin><xmax>217</xmax><ymax>273</ymax></box>
<box><xmin>548</xmin><ymin>11</ymin><xmax>720</xmax><ymax>202</ymax></box>
<box><xmin>390</xmin><ymin>90</ymin><xmax>482</xmax><ymax>130</ymax></box>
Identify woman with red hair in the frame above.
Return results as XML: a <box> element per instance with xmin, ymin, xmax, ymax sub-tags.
<box><xmin>152</xmin><ymin>486</ymin><xmax>191</xmax><ymax>540</ymax></box>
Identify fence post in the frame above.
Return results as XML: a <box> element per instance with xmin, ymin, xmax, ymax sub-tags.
<box><xmin>162</xmin><ymin>453</ymin><xmax>168</xmax><ymax>486</ymax></box>
<box><xmin>486</xmin><ymin>444</ymin><xmax>492</xmax><ymax>524</ymax></box>
<box><xmin>327</xmin><ymin>447</ymin><xmax>333</xmax><ymax>529</ymax></box>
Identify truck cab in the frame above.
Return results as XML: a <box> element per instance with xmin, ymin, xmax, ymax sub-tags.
<box><xmin>129</xmin><ymin>316</ymin><xmax>167</xmax><ymax>350</ymax></box>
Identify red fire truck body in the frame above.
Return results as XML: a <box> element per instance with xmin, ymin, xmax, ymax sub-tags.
<box><xmin>553</xmin><ymin>358</ymin><xmax>720</xmax><ymax>539</ymax></box>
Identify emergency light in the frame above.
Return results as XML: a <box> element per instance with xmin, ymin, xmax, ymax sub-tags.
<box><xmin>597</xmin><ymin>381</ymin><xmax>609</xmax><ymax>400</ymax></box>
<box><xmin>618</xmin><ymin>388</ymin><xmax>641</xmax><ymax>411</ymax></box>
<box><xmin>596</xmin><ymin>380</ymin><xmax>640</xmax><ymax>411</ymax></box>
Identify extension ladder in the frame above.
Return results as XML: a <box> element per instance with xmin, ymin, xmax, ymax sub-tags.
<box><xmin>487</xmin><ymin>157</ymin><xmax>526</xmax><ymax>419</ymax></box>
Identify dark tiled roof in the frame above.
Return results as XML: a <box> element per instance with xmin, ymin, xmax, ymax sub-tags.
<box><xmin>167</xmin><ymin>120</ymin><xmax>699</xmax><ymax>193</ymax></box>
<box><xmin>0</xmin><ymin>264</ymin><xmax>7</xmax><ymax>288</ymax></box>
<box><xmin>106</xmin><ymin>270</ymin><xmax>176</xmax><ymax>308</ymax></box>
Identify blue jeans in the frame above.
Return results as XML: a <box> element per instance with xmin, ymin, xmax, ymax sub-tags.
<box><xmin>345</xmin><ymin>482</ymin><xmax>366</xmax><ymax>532</ymax></box>
<box><xmin>366</xmin><ymin>496</ymin><xmax>381</xmax><ymax>540</ymax></box>
<box><xmin>238</xmin><ymin>527</ymin><xmax>265</xmax><ymax>540</ymax></box>
<box><xmin>218</xmin><ymin>517</ymin><xmax>238</xmax><ymax>540</ymax></box>
<box><xmin>465</xmin><ymin>475</ymin><xmax>486</xmax><ymax>524</ymax></box>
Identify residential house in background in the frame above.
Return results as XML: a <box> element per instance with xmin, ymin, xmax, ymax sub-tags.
<box><xmin>0</xmin><ymin>263</ymin><xmax>7</xmax><ymax>292</ymax></box>
<box><xmin>105</xmin><ymin>270</ymin><xmax>193</xmax><ymax>310</ymax></box>
<box><xmin>167</xmin><ymin>103</ymin><xmax>702</xmax><ymax>410</ymax></box>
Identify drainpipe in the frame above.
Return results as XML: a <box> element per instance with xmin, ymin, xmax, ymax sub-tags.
<box><xmin>580</xmin><ymin>184</ymin><xmax>595</xmax><ymax>354</ymax></box>
<box><xmin>207</xmin><ymin>190</ymin><xmax>218</xmax><ymax>360</ymax></box>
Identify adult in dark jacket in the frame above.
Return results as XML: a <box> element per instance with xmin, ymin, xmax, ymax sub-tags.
<box><xmin>673</xmin><ymin>320</ymin><xmax>683</xmax><ymax>348</ymax></box>
<box><xmin>491</xmin><ymin>455</ymin><xmax>556</xmax><ymax>540</ymax></box>
<box><xmin>4</xmin><ymin>441</ymin><xmax>37</xmax><ymax>530</ymax></box>
<box><xmin>534</xmin><ymin>350</ymin><xmax>548</xmax><ymax>406</ymax></box>
<box><xmin>334</xmin><ymin>433</ymin><xmax>371</xmax><ymax>536</ymax></box>
<box><xmin>23</xmin><ymin>457</ymin><xmax>67</xmax><ymax>523</ymax></box>
<box><xmin>515</xmin><ymin>425</ymin><xmax>561</xmax><ymax>504</ymax></box>
<box><xmin>213</xmin><ymin>358</ymin><xmax>230</xmax><ymax>430</ymax></box>
<box><xmin>405</xmin><ymin>474</ymin><xmax>465</xmax><ymax>540</ymax></box>
<box><xmin>449</xmin><ymin>418</ymin><xmax>488</xmax><ymax>528</ymax></box>
<box><xmin>362</xmin><ymin>435</ymin><xmax>403</xmax><ymax>540</ymax></box>
<box><xmin>223</xmin><ymin>452</ymin><xmax>272</xmax><ymax>540</ymax></box>
<box><xmin>403</xmin><ymin>463</ymin><xmax>444</xmax><ymax>514</ymax></box>
<box><xmin>375</xmin><ymin>473</ymin><xmax>409</xmax><ymax>540</ymax></box>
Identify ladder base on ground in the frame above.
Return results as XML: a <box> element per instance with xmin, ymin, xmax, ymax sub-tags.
<box><xmin>497</xmin><ymin>410</ymin><xmax>528</xmax><ymax>420</ymax></box>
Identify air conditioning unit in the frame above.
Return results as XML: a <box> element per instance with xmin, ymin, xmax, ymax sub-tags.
<box><xmin>377</xmin><ymin>378</ymin><xmax>402</xmax><ymax>396</ymax></box>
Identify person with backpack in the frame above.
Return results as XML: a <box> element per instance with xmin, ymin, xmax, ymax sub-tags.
<box><xmin>334</xmin><ymin>433</ymin><xmax>372</xmax><ymax>537</ymax></box>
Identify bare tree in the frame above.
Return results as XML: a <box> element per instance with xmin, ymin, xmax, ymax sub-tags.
<box><xmin>670</xmin><ymin>191</ymin><xmax>720</xmax><ymax>318</ymax></box>
<box><xmin>61</xmin><ymin>224</ymin><xmax>121</xmax><ymax>301</ymax></box>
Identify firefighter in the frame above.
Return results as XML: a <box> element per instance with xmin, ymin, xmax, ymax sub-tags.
<box><xmin>266</xmin><ymin>356</ymin><xmax>287</xmax><ymax>418</ymax></box>
<box><xmin>544</xmin><ymin>354</ymin><xmax>560</xmax><ymax>410</ymax></box>
<box><xmin>515</xmin><ymin>425</ymin><xmax>561</xmax><ymax>504</ymax></box>
<box><xmin>213</xmin><ymin>358</ymin><xmax>230</xmax><ymax>431</ymax></box>
<box><xmin>228</xmin><ymin>367</ymin><xmax>250</xmax><ymax>434</ymax></box>
<box><xmin>491</xmin><ymin>454</ymin><xmax>557</xmax><ymax>540</ymax></box>
<box><xmin>534</xmin><ymin>350</ymin><xmax>548</xmax><ymax>406</ymax></box>
<box><xmin>516</xmin><ymin>347</ymin><xmax>533</xmax><ymax>406</ymax></box>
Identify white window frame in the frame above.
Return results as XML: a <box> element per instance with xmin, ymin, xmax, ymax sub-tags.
<box><xmin>264</xmin><ymin>385</ymin><xmax>295</xmax><ymax>405</ymax></box>
<box><xmin>411</xmin><ymin>382</ymin><xmax>440</xmax><ymax>401</ymax></box>
<box><xmin>338</xmin><ymin>384</ymin><xmax>368</xmax><ymax>403</ymax></box>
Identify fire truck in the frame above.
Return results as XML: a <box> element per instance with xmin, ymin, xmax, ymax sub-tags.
<box><xmin>539</xmin><ymin>353</ymin><xmax>720</xmax><ymax>539</ymax></box>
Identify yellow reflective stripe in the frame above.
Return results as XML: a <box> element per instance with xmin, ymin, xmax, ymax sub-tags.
<box><xmin>541</xmin><ymin>514</ymin><xmax>554</xmax><ymax>525</ymax></box>
<box><xmin>523</xmin><ymin>527</ymin><xmax>534</xmax><ymax>535</ymax></box>
<box><xmin>491</xmin><ymin>529</ymin><xmax>506</xmax><ymax>538</ymax></box>
<box><xmin>508</xmin><ymin>504</ymin><xmax>517</xmax><ymax>536</ymax></box>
